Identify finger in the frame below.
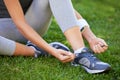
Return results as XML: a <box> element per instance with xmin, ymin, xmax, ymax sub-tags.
<box><xmin>61</xmin><ymin>56</ymin><xmax>71</xmax><ymax>63</ymax></box>
<box><xmin>61</xmin><ymin>54</ymin><xmax>75</xmax><ymax>63</ymax></box>
<box><xmin>103</xmin><ymin>46</ymin><xmax>108</xmax><ymax>49</ymax></box>
<box><xmin>60</xmin><ymin>55</ymin><xmax>70</xmax><ymax>60</ymax></box>
<box><xmin>66</xmin><ymin>52</ymin><xmax>73</xmax><ymax>56</ymax></box>
<box><xmin>93</xmin><ymin>45</ymin><xmax>97</xmax><ymax>53</ymax></box>
<box><xmin>62</xmin><ymin>58</ymin><xmax>73</xmax><ymax>63</ymax></box>
<box><xmin>62</xmin><ymin>55</ymin><xmax>75</xmax><ymax>63</ymax></box>
<box><xmin>97</xmin><ymin>44</ymin><xmax>105</xmax><ymax>53</ymax></box>
<box><xmin>98</xmin><ymin>41</ymin><xmax>108</xmax><ymax>50</ymax></box>
<box><xmin>60</xmin><ymin>50</ymin><xmax>73</xmax><ymax>56</ymax></box>
<box><xmin>68</xmin><ymin>53</ymin><xmax>75</xmax><ymax>61</ymax></box>
<box><xmin>98</xmin><ymin>40</ymin><xmax>108</xmax><ymax>47</ymax></box>
<box><xmin>94</xmin><ymin>45</ymin><xmax>101</xmax><ymax>53</ymax></box>
<box><xmin>102</xmin><ymin>45</ymin><xmax>108</xmax><ymax>51</ymax></box>
<box><xmin>94</xmin><ymin>44</ymin><xmax>103</xmax><ymax>53</ymax></box>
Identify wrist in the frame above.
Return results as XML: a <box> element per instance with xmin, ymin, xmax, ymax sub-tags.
<box><xmin>82</xmin><ymin>27</ymin><xmax>97</xmax><ymax>43</ymax></box>
<box><xmin>48</xmin><ymin>47</ymin><xmax>59</xmax><ymax>58</ymax></box>
<box><xmin>87</xmin><ymin>36</ymin><xmax>97</xmax><ymax>44</ymax></box>
<box><xmin>77</xmin><ymin>18</ymin><xmax>90</xmax><ymax>31</ymax></box>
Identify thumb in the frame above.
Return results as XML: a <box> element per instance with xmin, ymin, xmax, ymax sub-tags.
<box><xmin>60</xmin><ymin>50</ymin><xmax>72</xmax><ymax>56</ymax></box>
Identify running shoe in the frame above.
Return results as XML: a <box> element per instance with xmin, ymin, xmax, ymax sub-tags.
<box><xmin>71</xmin><ymin>47</ymin><xmax>111</xmax><ymax>74</ymax></box>
<box><xmin>26</xmin><ymin>41</ymin><xmax>70</xmax><ymax>58</ymax></box>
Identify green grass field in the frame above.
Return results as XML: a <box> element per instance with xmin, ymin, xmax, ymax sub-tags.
<box><xmin>0</xmin><ymin>0</ymin><xmax>120</xmax><ymax>80</ymax></box>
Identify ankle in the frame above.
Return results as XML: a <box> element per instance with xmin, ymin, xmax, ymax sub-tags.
<box><xmin>27</xmin><ymin>46</ymin><xmax>36</xmax><ymax>56</ymax></box>
<box><xmin>82</xmin><ymin>27</ymin><xmax>97</xmax><ymax>43</ymax></box>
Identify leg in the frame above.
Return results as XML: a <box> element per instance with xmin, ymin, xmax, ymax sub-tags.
<box><xmin>64</xmin><ymin>27</ymin><xmax>85</xmax><ymax>51</ymax></box>
<box><xmin>49</xmin><ymin>0</ymin><xmax>85</xmax><ymax>51</ymax></box>
<box><xmin>0</xmin><ymin>18</ymin><xmax>47</xmax><ymax>57</ymax></box>
<box><xmin>0</xmin><ymin>35</ymin><xmax>69</xmax><ymax>57</ymax></box>
<box><xmin>0</xmin><ymin>36</ymin><xmax>34</xmax><ymax>56</ymax></box>
<box><xmin>0</xmin><ymin>18</ymin><xmax>27</xmax><ymax>43</ymax></box>
<box><xmin>14</xmin><ymin>43</ymin><xmax>34</xmax><ymax>56</ymax></box>
<box><xmin>25</xmin><ymin>0</ymin><xmax>52</xmax><ymax>36</ymax></box>
<box><xmin>49</xmin><ymin>0</ymin><xmax>111</xmax><ymax>74</ymax></box>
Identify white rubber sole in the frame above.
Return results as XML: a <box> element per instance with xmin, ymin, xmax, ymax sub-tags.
<box><xmin>71</xmin><ymin>62</ymin><xmax>110</xmax><ymax>74</ymax></box>
<box><xmin>82</xmin><ymin>66</ymin><xmax>110</xmax><ymax>74</ymax></box>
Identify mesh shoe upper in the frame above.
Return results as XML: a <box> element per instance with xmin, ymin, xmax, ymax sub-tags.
<box><xmin>26</xmin><ymin>41</ymin><xmax>70</xmax><ymax>58</ymax></box>
<box><xmin>49</xmin><ymin>42</ymin><xmax>70</xmax><ymax>51</ymax></box>
<box><xmin>72</xmin><ymin>47</ymin><xmax>111</xmax><ymax>74</ymax></box>
<box><xmin>26</xmin><ymin>41</ymin><xmax>49</xmax><ymax>57</ymax></box>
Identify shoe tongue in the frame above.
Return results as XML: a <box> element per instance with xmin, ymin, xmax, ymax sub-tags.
<box><xmin>74</xmin><ymin>47</ymin><xmax>85</xmax><ymax>53</ymax></box>
<box><xmin>74</xmin><ymin>47</ymin><xmax>90</xmax><ymax>57</ymax></box>
<box><xmin>81</xmin><ymin>47</ymin><xmax>89</xmax><ymax>53</ymax></box>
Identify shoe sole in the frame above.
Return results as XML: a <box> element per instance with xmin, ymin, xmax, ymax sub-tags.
<box><xmin>82</xmin><ymin>66</ymin><xmax>111</xmax><ymax>74</ymax></box>
<box><xmin>71</xmin><ymin>62</ymin><xmax>111</xmax><ymax>74</ymax></box>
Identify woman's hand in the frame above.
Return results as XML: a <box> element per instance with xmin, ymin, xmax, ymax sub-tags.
<box><xmin>81</xmin><ymin>26</ymin><xmax>108</xmax><ymax>54</ymax></box>
<box><xmin>54</xmin><ymin>49</ymin><xmax>75</xmax><ymax>63</ymax></box>
<box><xmin>89</xmin><ymin>37</ymin><xmax>108</xmax><ymax>53</ymax></box>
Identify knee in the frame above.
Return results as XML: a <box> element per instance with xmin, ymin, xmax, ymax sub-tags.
<box><xmin>0</xmin><ymin>36</ymin><xmax>16</xmax><ymax>56</ymax></box>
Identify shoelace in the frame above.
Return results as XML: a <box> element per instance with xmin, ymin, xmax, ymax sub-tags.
<box><xmin>89</xmin><ymin>54</ymin><xmax>99</xmax><ymax>62</ymax></box>
<box><xmin>81</xmin><ymin>49</ymin><xmax>100</xmax><ymax>62</ymax></box>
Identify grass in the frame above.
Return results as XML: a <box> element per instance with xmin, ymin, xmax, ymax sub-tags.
<box><xmin>0</xmin><ymin>0</ymin><xmax>120</xmax><ymax>80</ymax></box>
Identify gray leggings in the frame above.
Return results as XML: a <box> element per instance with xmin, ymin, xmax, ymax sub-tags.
<box><xmin>0</xmin><ymin>0</ymin><xmax>78</xmax><ymax>55</ymax></box>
